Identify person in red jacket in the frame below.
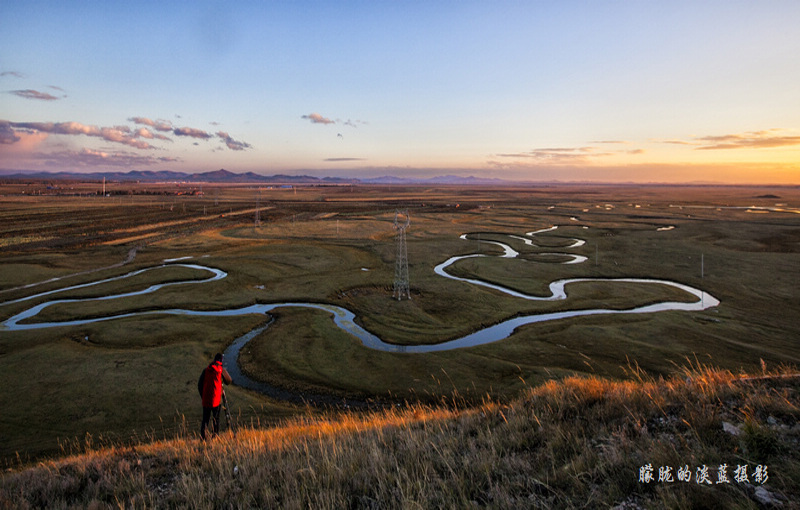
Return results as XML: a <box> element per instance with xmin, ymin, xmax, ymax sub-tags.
<box><xmin>198</xmin><ymin>353</ymin><xmax>232</xmax><ymax>440</ymax></box>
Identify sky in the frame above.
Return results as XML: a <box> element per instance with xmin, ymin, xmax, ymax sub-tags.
<box><xmin>1</xmin><ymin>1</ymin><xmax>799</xmax><ymax>184</ymax></box>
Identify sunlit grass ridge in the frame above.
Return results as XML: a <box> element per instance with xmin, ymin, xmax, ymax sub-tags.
<box><xmin>2</xmin><ymin>364</ymin><xmax>798</xmax><ymax>508</ymax></box>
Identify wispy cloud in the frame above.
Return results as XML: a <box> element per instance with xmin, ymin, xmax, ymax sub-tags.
<box><xmin>302</xmin><ymin>112</ymin><xmax>335</xmax><ymax>125</ymax></box>
<box><xmin>216</xmin><ymin>131</ymin><xmax>251</xmax><ymax>150</ymax></box>
<box><xmin>339</xmin><ymin>118</ymin><xmax>368</xmax><ymax>128</ymax></box>
<box><xmin>324</xmin><ymin>157</ymin><xmax>366</xmax><ymax>162</ymax></box>
<box><xmin>1</xmin><ymin>71</ymin><xmax>24</xmax><ymax>78</ymax></box>
<box><xmin>495</xmin><ymin>147</ymin><xmax>610</xmax><ymax>164</ymax></box>
<box><xmin>36</xmin><ymin>148</ymin><xmax>180</xmax><ymax>167</ymax></box>
<box><xmin>694</xmin><ymin>129</ymin><xmax>800</xmax><ymax>150</ymax></box>
<box><xmin>128</xmin><ymin>117</ymin><xmax>174</xmax><ymax>132</ymax></box>
<box><xmin>302</xmin><ymin>113</ymin><xmax>367</xmax><ymax>129</ymax></box>
<box><xmin>659</xmin><ymin>129</ymin><xmax>800</xmax><ymax>150</ymax></box>
<box><xmin>173</xmin><ymin>126</ymin><xmax>212</xmax><ymax>139</ymax></box>
<box><xmin>493</xmin><ymin>142</ymin><xmax>650</xmax><ymax>166</ymax></box>
<box><xmin>9</xmin><ymin>89</ymin><xmax>62</xmax><ymax>101</ymax></box>
<box><xmin>660</xmin><ymin>139</ymin><xmax>696</xmax><ymax>145</ymax></box>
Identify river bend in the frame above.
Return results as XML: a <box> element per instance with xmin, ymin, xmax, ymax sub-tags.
<box><xmin>1</xmin><ymin>227</ymin><xmax>720</xmax><ymax>398</ymax></box>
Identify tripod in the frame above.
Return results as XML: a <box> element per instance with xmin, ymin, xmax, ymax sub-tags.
<box><xmin>221</xmin><ymin>389</ymin><xmax>236</xmax><ymax>435</ymax></box>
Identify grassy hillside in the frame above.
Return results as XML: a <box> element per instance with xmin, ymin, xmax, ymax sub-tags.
<box><xmin>2</xmin><ymin>365</ymin><xmax>798</xmax><ymax>509</ymax></box>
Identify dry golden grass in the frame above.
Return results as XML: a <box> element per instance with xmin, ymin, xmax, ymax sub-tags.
<box><xmin>2</xmin><ymin>364</ymin><xmax>798</xmax><ymax>509</ymax></box>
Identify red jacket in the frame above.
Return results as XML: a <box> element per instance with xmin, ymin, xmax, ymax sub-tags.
<box><xmin>201</xmin><ymin>361</ymin><xmax>232</xmax><ymax>408</ymax></box>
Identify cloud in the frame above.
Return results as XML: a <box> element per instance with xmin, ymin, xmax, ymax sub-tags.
<box><xmin>494</xmin><ymin>144</ymin><xmax>648</xmax><ymax>165</ymax></box>
<box><xmin>135</xmin><ymin>127</ymin><xmax>171</xmax><ymax>141</ymax></box>
<box><xmin>173</xmin><ymin>126</ymin><xmax>212</xmax><ymax>139</ymax></box>
<box><xmin>302</xmin><ymin>113</ymin><xmax>335</xmax><ymax>125</ymax></box>
<box><xmin>660</xmin><ymin>139</ymin><xmax>696</xmax><ymax>145</ymax></box>
<box><xmin>495</xmin><ymin>147</ymin><xmax>611</xmax><ymax>164</ymax></box>
<box><xmin>128</xmin><ymin>117</ymin><xmax>174</xmax><ymax>132</ymax></box>
<box><xmin>1</xmin><ymin>71</ymin><xmax>24</xmax><ymax>78</ymax></box>
<box><xmin>301</xmin><ymin>113</ymin><xmax>367</xmax><ymax>128</ymax></box>
<box><xmin>136</xmin><ymin>128</ymin><xmax>155</xmax><ymax>140</ymax></box>
<box><xmin>339</xmin><ymin>118</ymin><xmax>368</xmax><ymax>128</ymax></box>
<box><xmin>216</xmin><ymin>131</ymin><xmax>251</xmax><ymax>150</ymax></box>
<box><xmin>694</xmin><ymin>129</ymin><xmax>800</xmax><ymax>150</ymax></box>
<box><xmin>0</xmin><ymin>123</ymin><xmax>47</xmax><ymax>151</ymax></box>
<box><xmin>100</xmin><ymin>126</ymin><xmax>154</xmax><ymax>149</ymax></box>
<box><xmin>4</xmin><ymin>116</ymin><xmax>251</xmax><ymax>158</ymax></box>
<box><xmin>0</xmin><ymin>121</ymin><xmax>21</xmax><ymax>144</ymax></box>
<box><xmin>9</xmin><ymin>89</ymin><xmax>62</xmax><ymax>101</ymax></box>
<box><xmin>5</xmin><ymin>121</ymin><xmax>157</xmax><ymax>149</ymax></box>
<box><xmin>36</xmin><ymin>148</ymin><xmax>180</xmax><ymax>168</ymax></box>
<box><xmin>324</xmin><ymin>157</ymin><xmax>366</xmax><ymax>162</ymax></box>
<box><xmin>659</xmin><ymin>129</ymin><xmax>800</xmax><ymax>150</ymax></box>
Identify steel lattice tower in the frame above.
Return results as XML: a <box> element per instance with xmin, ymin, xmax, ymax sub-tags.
<box><xmin>393</xmin><ymin>211</ymin><xmax>411</xmax><ymax>300</ymax></box>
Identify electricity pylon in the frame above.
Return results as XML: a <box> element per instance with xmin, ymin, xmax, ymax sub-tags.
<box><xmin>393</xmin><ymin>210</ymin><xmax>411</xmax><ymax>300</ymax></box>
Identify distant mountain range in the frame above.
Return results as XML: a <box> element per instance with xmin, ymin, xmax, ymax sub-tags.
<box><xmin>0</xmin><ymin>169</ymin><xmax>513</xmax><ymax>185</ymax></box>
<box><xmin>363</xmin><ymin>174</ymin><xmax>509</xmax><ymax>185</ymax></box>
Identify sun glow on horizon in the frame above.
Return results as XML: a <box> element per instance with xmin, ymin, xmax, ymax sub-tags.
<box><xmin>1</xmin><ymin>2</ymin><xmax>799</xmax><ymax>184</ymax></box>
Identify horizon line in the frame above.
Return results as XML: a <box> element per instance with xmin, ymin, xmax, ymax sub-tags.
<box><xmin>1</xmin><ymin>168</ymin><xmax>798</xmax><ymax>188</ymax></box>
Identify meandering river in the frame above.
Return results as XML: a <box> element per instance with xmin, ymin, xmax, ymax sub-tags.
<box><xmin>1</xmin><ymin>227</ymin><xmax>719</xmax><ymax>398</ymax></box>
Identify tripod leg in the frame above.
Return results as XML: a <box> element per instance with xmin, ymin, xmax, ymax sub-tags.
<box><xmin>222</xmin><ymin>389</ymin><xmax>235</xmax><ymax>434</ymax></box>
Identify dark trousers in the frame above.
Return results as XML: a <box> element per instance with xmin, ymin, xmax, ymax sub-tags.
<box><xmin>201</xmin><ymin>405</ymin><xmax>221</xmax><ymax>440</ymax></box>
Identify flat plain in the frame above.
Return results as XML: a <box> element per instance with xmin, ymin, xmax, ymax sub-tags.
<box><xmin>1</xmin><ymin>180</ymin><xmax>799</xmax><ymax>464</ymax></box>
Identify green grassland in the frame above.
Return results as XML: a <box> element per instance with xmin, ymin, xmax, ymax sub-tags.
<box><xmin>1</xmin><ymin>183</ymin><xmax>799</xmax><ymax>464</ymax></box>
